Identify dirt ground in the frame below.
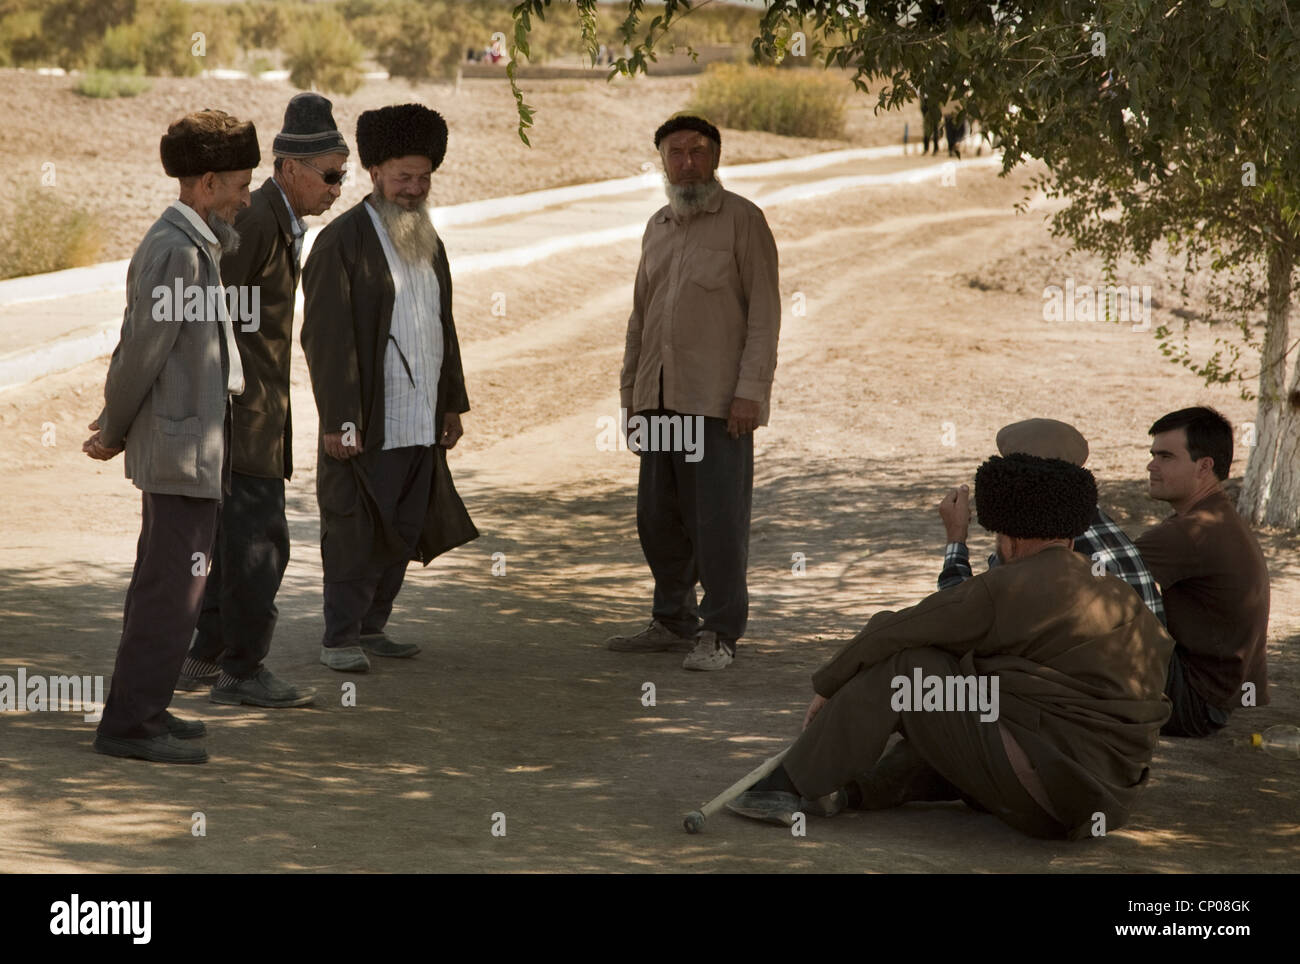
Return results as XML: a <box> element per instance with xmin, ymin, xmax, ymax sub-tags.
<box><xmin>0</xmin><ymin>77</ymin><xmax>1295</xmax><ymax>872</ymax></box>
<box><xmin>0</xmin><ymin>69</ymin><xmax>914</xmax><ymax>266</ymax></box>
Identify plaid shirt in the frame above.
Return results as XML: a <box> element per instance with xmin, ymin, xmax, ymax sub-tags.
<box><xmin>939</xmin><ymin>507</ymin><xmax>1166</xmax><ymax>625</ymax></box>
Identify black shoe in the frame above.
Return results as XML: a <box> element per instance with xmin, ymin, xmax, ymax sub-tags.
<box><xmin>93</xmin><ymin>732</ymin><xmax>208</xmax><ymax>764</ymax></box>
<box><xmin>210</xmin><ymin>668</ymin><xmax>316</xmax><ymax>708</ymax></box>
<box><xmin>176</xmin><ymin>668</ymin><xmax>220</xmax><ymax>691</ymax></box>
<box><xmin>163</xmin><ymin>711</ymin><xmax>206</xmax><ymax>739</ymax></box>
<box><xmin>359</xmin><ymin>633</ymin><xmax>420</xmax><ymax>658</ymax></box>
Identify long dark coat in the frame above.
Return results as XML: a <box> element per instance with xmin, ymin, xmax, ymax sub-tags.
<box><xmin>301</xmin><ymin>199</ymin><xmax>477</xmax><ymax>581</ymax></box>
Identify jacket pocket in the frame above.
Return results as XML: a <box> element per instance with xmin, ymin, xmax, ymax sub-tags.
<box><xmin>150</xmin><ymin>415</ymin><xmax>202</xmax><ymax>485</ymax></box>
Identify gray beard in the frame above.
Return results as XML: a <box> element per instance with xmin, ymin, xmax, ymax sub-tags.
<box><xmin>207</xmin><ymin>212</ymin><xmax>240</xmax><ymax>255</ymax></box>
<box><xmin>664</xmin><ymin>175</ymin><xmax>723</xmax><ymax>220</ymax></box>
<box><xmin>369</xmin><ymin>193</ymin><xmax>439</xmax><ymax>265</ymax></box>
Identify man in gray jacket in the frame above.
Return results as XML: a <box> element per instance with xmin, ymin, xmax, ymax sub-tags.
<box><xmin>83</xmin><ymin>109</ymin><xmax>259</xmax><ymax>764</ymax></box>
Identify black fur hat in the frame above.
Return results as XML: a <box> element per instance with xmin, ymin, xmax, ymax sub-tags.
<box><xmin>160</xmin><ymin>109</ymin><xmax>260</xmax><ymax>178</ymax></box>
<box><xmin>357</xmin><ymin>104</ymin><xmax>448</xmax><ymax>171</ymax></box>
<box><xmin>654</xmin><ymin>113</ymin><xmax>721</xmax><ymax>150</ymax></box>
<box><xmin>975</xmin><ymin>453</ymin><xmax>1097</xmax><ymax>540</ymax></box>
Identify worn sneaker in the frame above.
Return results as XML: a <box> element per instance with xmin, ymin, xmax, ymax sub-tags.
<box><xmin>606</xmin><ymin>620</ymin><xmax>694</xmax><ymax>653</ymax></box>
<box><xmin>210</xmin><ymin>668</ymin><xmax>316</xmax><ymax>708</ymax></box>
<box><xmin>682</xmin><ymin>631</ymin><xmax>734</xmax><ymax>671</ymax></box>
<box><xmin>93</xmin><ymin>732</ymin><xmax>208</xmax><ymax>765</ymax></box>
<box><xmin>320</xmin><ymin>645</ymin><xmax>370</xmax><ymax>673</ymax></box>
<box><xmin>360</xmin><ymin>633</ymin><xmax>420</xmax><ymax>658</ymax></box>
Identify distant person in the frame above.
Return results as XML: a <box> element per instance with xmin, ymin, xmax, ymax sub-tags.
<box><xmin>938</xmin><ymin>417</ymin><xmax>1164</xmax><ymax>623</ymax></box>
<box><xmin>605</xmin><ymin>113</ymin><xmax>780</xmax><ymax>671</ymax></box>
<box><xmin>920</xmin><ymin>96</ymin><xmax>942</xmax><ymax>155</ymax></box>
<box><xmin>1135</xmin><ymin>407</ymin><xmax>1271</xmax><ymax>737</ymax></box>
<box><xmin>175</xmin><ymin>93</ymin><xmax>350</xmax><ymax>709</ymax></box>
<box><xmin>944</xmin><ymin>110</ymin><xmax>967</xmax><ymax>158</ymax></box>
<box><xmin>84</xmin><ymin>110</ymin><xmax>259</xmax><ymax>764</ymax></box>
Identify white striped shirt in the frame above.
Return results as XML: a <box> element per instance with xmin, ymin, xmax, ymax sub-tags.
<box><xmin>364</xmin><ymin>201</ymin><xmax>444</xmax><ymax>450</ymax></box>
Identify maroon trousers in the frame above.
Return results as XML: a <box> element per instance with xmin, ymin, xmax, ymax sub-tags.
<box><xmin>97</xmin><ymin>492</ymin><xmax>220</xmax><ymax>739</ymax></box>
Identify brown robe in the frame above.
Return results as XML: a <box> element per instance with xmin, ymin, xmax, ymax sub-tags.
<box><xmin>806</xmin><ymin>545</ymin><xmax>1174</xmax><ymax>837</ymax></box>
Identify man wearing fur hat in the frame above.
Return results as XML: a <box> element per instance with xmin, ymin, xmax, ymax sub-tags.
<box><xmin>83</xmin><ymin>109</ymin><xmax>259</xmax><ymax>763</ymax></box>
<box><xmin>728</xmin><ymin>453</ymin><xmax>1174</xmax><ymax>839</ymax></box>
<box><xmin>935</xmin><ymin>417</ymin><xmax>1164</xmax><ymax>622</ymax></box>
<box><xmin>301</xmin><ymin>103</ymin><xmax>476</xmax><ymax>673</ymax></box>
<box><xmin>606</xmin><ymin>113</ymin><xmax>781</xmax><ymax>672</ymax></box>
<box><xmin>174</xmin><ymin>93</ymin><xmax>352</xmax><ymax>707</ymax></box>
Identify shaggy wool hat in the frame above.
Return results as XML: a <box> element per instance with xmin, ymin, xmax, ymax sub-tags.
<box><xmin>273</xmin><ymin>93</ymin><xmax>348</xmax><ymax>158</ymax></box>
<box><xmin>654</xmin><ymin>113</ymin><xmax>721</xmax><ymax>150</ymax></box>
<box><xmin>975</xmin><ymin>453</ymin><xmax>1097</xmax><ymax>540</ymax></box>
<box><xmin>160</xmin><ymin>109</ymin><xmax>260</xmax><ymax>178</ymax></box>
<box><xmin>996</xmin><ymin>418</ymin><xmax>1090</xmax><ymax>467</ymax></box>
<box><xmin>357</xmin><ymin>104</ymin><xmax>447</xmax><ymax>171</ymax></box>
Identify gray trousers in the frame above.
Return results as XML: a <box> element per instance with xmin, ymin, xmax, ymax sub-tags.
<box><xmin>636</xmin><ymin>414</ymin><xmax>752</xmax><ymax>644</ymax></box>
<box><xmin>322</xmin><ymin>446</ymin><xmax>432</xmax><ymax>648</ymax></box>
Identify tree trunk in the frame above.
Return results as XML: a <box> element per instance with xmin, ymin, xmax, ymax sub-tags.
<box><xmin>1239</xmin><ymin>236</ymin><xmax>1299</xmax><ymax>527</ymax></box>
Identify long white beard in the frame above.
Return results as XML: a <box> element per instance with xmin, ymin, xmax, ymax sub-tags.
<box><xmin>207</xmin><ymin>212</ymin><xmax>240</xmax><ymax>255</ymax></box>
<box><xmin>664</xmin><ymin>175</ymin><xmax>723</xmax><ymax>220</ymax></box>
<box><xmin>370</xmin><ymin>193</ymin><xmax>440</xmax><ymax>265</ymax></box>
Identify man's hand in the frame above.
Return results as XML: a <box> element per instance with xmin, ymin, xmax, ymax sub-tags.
<box><xmin>82</xmin><ymin>420</ymin><xmax>122</xmax><ymax>461</ymax></box>
<box><xmin>727</xmin><ymin>396</ymin><xmax>761</xmax><ymax>439</ymax></box>
<box><xmin>323</xmin><ymin>431</ymin><xmax>364</xmax><ymax>461</ymax></box>
<box><xmin>440</xmin><ymin>412</ymin><xmax>463</xmax><ymax>449</ymax></box>
<box><xmin>803</xmin><ymin>693</ymin><xmax>828</xmax><ymax>731</ymax></box>
<box><xmin>938</xmin><ymin>484</ymin><xmax>971</xmax><ymax>544</ymax></box>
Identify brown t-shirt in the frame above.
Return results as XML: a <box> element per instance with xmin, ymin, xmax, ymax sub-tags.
<box><xmin>1135</xmin><ymin>489</ymin><xmax>1270</xmax><ymax>711</ymax></box>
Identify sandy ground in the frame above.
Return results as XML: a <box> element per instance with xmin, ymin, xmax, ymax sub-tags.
<box><xmin>0</xmin><ymin>152</ymin><xmax>1295</xmax><ymax>872</ymax></box>
<box><xmin>0</xmin><ymin>69</ymin><xmax>918</xmax><ymax>268</ymax></box>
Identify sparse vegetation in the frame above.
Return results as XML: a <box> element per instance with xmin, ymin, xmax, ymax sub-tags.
<box><xmin>0</xmin><ymin>189</ymin><xmax>102</xmax><ymax>280</ymax></box>
<box><xmin>73</xmin><ymin>68</ymin><xmax>151</xmax><ymax>98</ymax></box>
<box><xmin>690</xmin><ymin>64</ymin><xmax>847</xmax><ymax>140</ymax></box>
<box><xmin>284</xmin><ymin>11</ymin><xmax>364</xmax><ymax>95</ymax></box>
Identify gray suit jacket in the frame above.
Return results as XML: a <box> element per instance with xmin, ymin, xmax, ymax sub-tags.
<box><xmin>98</xmin><ymin>206</ymin><xmax>235</xmax><ymax>499</ymax></box>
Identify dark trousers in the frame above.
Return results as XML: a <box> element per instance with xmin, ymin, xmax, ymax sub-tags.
<box><xmin>1161</xmin><ymin>645</ymin><xmax>1229</xmax><ymax>737</ymax></box>
<box><xmin>636</xmin><ymin>414</ymin><xmax>752</xmax><ymax>643</ymax></box>
<box><xmin>783</xmin><ymin>647</ymin><xmax>1066</xmax><ymax>839</ymax></box>
<box><xmin>322</xmin><ymin>445</ymin><xmax>432</xmax><ymax>648</ymax></box>
<box><xmin>188</xmin><ymin>472</ymin><xmax>289</xmax><ymax>679</ymax></box>
<box><xmin>98</xmin><ymin>492</ymin><xmax>220</xmax><ymax>739</ymax></box>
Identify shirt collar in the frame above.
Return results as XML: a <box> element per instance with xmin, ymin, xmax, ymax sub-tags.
<box><xmin>271</xmin><ymin>176</ymin><xmax>305</xmax><ymax>238</ymax></box>
<box><xmin>170</xmin><ymin>200</ymin><xmax>219</xmax><ymax>245</ymax></box>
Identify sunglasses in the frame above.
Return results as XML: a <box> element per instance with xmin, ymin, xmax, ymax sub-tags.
<box><xmin>299</xmin><ymin>159</ymin><xmax>348</xmax><ymax>186</ymax></box>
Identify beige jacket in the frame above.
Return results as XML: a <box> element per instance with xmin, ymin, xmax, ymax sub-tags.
<box><xmin>620</xmin><ymin>189</ymin><xmax>781</xmax><ymax>423</ymax></box>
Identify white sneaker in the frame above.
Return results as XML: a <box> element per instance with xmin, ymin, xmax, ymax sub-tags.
<box><xmin>682</xmin><ymin>631</ymin><xmax>734</xmax><ymax>671</ymax></box>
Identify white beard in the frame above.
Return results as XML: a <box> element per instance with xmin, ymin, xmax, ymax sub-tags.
<box><xmin>664</xmin><ymin>174</ymin><xmax>723</xmax><ymax>220</ymax></box>
<box><xmin>369</xmin><ymin>193</ymin><xmax>439</xmax><ymax>265</ymax></box>
<box><xmin>207</xmin><ymin>212</ymin><xmax>240</xmax><ymax>255</ymax></box>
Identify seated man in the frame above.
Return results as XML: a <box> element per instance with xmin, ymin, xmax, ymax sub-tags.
<box><xmin>730</xmin><ymin>453</ymin><xmax>1173</xmax><ymax>840</ymax></box>
<box><xmin>1135</xmin><ymin>407</ymin><xmax>1270</xmax><ymax>738</ymax></box>
<box><xmin>938</xmin><ymin>418</ymin><xmax>1164</xmax><ymax>623</ymax></box>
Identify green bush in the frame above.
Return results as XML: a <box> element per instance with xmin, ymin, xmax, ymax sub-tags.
<box><xmin>0</xmin><ymin>189</ymin><xmax>102</xmax><ymax>280</ymax></box>
<box><xmin>285</xmin><ymin>11</ymin><xmax>364</xmax><ymax>95</ymax></box>
<box><xmin>690</xmin><ymin>63</ymin><xmax>847</xmax><ymax>140</ymax></box>
<box><xmin>0</xmin><ymin>10</ymin><xmax>48</xmax><ymax>66</ymax></box>
<box><xmin>74</xmin><ymin>68</ymin><xmax>151</xmax><ymax>97</ymax></box>
<box><xmin>375</xmin><ymin>1</ymin><xmax>468</xmax><ymax>82</ymax></box>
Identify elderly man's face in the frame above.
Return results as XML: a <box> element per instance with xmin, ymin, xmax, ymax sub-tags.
<box><xmin>208</xmin><ymin>169</ymin><xmax>253</xmax><ymax>224</ymax></box>
<box><xmin>372</xmin><ymin>155</ymin><xmax>433</xmax><ymax>209</ymax></box>
<box><xmin>660</xmin><ymin>129</ymin><xmax>717</xmax><ymax>186</ymax></box>
<box><xmin>286</xmin><ymin>151</ymin><xmax>348</xmax><ymax>216</ymax></box>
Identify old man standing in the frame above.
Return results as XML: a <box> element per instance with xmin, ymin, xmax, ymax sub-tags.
<box><xmin>176</xmin><ymin>93</ymin><xmax>350</xmax><ymax>707</ymax></box>
<box><xmin>85</xmin><ymin>110</ymin><xmax>258</xmax><ymax>763</ymax></box>
<box><xmin>301</xmin><ymin>103</ymin><xmax>476</xmax><ymax>674</ymax></box>
<box><xmin>606</xmin><ymin>114</ymin><xmax>781</xmax><ymax>672</ymax></box>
